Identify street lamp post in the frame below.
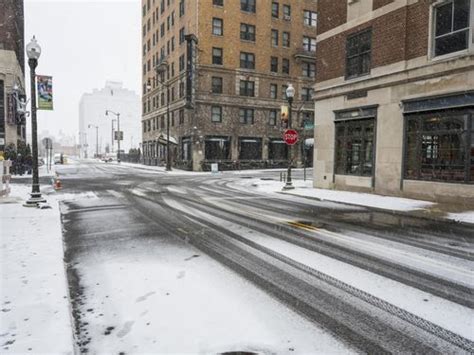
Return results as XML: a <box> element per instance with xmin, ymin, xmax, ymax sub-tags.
<box><xmin>105</xmin><ymin>110</ymin><xmax>121</xmax><ymax>163</ymax></box>
<box><xmin>283</xmin><ymin>84</ymin><xmax>296</xmax><ymax>190</ymax></box>
<box><xmin>24</xmin><ymin>36</ymin><xmax>46</xmax><ymax>206</ymax></box>
<box><xmin>88</xmin><ymin>124</ymin><xmax>99</xmax><ymax>157</ymax></box>
<box><xmin>111</xmin><ymin>119</ymin><xmax>116</xmax><ymax>153</ymax></box>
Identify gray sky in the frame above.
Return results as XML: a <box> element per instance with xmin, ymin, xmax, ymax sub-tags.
<box><xmin>25</xmin><ymin>0</ymin><xmax>140</xmax><ymax>138</ymax></box>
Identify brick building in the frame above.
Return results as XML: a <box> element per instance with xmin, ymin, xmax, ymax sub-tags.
<box><xmin>313</xmin><ymin>0</ymin><xmax>474</xmax><ymax>204</ymax></box>
<box><xmin>141</xmin><ymin>0</ymin><xmax>318</xmax><ymax>171</ymax></box>
<box><xmin>0</xmin><ymin>0</ymin><xmax>26</xmax><ymax>153</ymax></box>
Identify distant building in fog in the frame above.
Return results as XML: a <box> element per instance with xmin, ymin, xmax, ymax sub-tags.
<box><xmin>79</xmin><ymin>81</ymin><xmax>140</xmax><ymax>158</ymax></box>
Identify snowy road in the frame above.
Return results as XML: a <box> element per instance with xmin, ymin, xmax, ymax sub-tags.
<box><xmin>53</xmin><ymin>160</ymin><xmax>473</xmax><ymax>354</ymax></box>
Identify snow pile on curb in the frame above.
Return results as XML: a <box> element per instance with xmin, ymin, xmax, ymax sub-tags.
<box><xmin>0</xmin><ymin>184</ymin><xmax>74</xmax><ymax>354</ymax></box>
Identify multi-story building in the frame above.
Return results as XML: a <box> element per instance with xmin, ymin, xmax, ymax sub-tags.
<box><xmin>141</xmin><ymin>0</ymin><xmax>318</xmax><ymax>171</ymax></box>
<box><xmin>313</xmin><ymin>0</ymin><xmax>474</xmax><ymax>204</ymax></box>
<box><xmin>79</xmin><ymin>81</ymin><xmax>141</xmax><ymax>158</ymax></box>
<box><xmin>0</xmin><ymin>0</ymin><xmax>26</xmax><ymax>153</ymax></box>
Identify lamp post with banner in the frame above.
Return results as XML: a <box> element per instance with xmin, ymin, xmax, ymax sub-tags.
<box><xmin>283</xmin><ymin>84</ymin><xmax>297</xmax><ymax>190</ymax></box>
<box><xmin>106</xmin><ymin>110</ymin><xmax>121</xmax><ymax>163</ymax></box>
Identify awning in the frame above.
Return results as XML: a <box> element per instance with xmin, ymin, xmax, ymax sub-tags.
<box><xmin>158</xmin><ymin>134</ymin><xmax>178</xmax><ymax>145</ymax></box>
<box><xmin>305</xmin><ymin>138</ymin><xmax>314</xmax><ymax>147</ymax></box>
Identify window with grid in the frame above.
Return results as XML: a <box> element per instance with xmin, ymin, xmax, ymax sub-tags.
<box><xmin>239</xmin><ymin>108</ymin><xmax>255</xmax><ymax>124</ymax></box>
<box><xmin>405</xmin><ymin>110</ymin><xmax>473</xmax><ymax>183</ymax></box>
<box><xmin>270</xmin><ymin>57</ymin><xmax>278</xmax><ymax>72</ymax></box>
<box><xmin>240</xmin><ymin>23</ymin><xmax>256</xmax><ymax>41</ymax></box>
<box><xmin>239</xmin><ymin>80</ymin><xmax>255</xmax><ymax>97</ymax></box>
<box><xmin>283</xmin><ymin>4</ymin><xmax>291</xmax><ymax>19</ymax></box>
<box><xmin>272</xmin><ymin>2</ymin><xmax>279</xmax><ymax>18</ymax></box>
<box><xmin>282</xmin><ymin>58</ymin><xmax>290</xmax><ymax>74</ymax></box>
<box><xmin>271</xmin><ymin>29</ymin><xmax>279</xmax><ymax>46</ymax></box>
<box><xmin>301</xmin><ymin>87</ymin><xmax>313</xmax><ymax>101</ymax></box>
<box><xmin>270</xmin><ymin>84</ymin><xmax>277</xmax><ymax>99</ymax></box>
<box><xmin>241</xmin><ymin>0</ymin><xmax>256</xmax><ymax>12</ymax></box>
<box><xmin>304</xmin><ymin>10</ymin><xmax>317</xmax><ymax>27</ymax></box>
<box><xmin>212</xmin><ymin>77</ymin><xmax>223</xmax><ymax>93</ymax></box>
<box><xmin>302</xmin><ymin>62</ymin><xmax>316</xmax><ymax>78</ymax></box>
<box><xmin>211</xmin><ymin>106</ymin><xmax>223</xmax><ymax>122</ymax></box>
<box><xmin>239</xmin><ymin>138</ymin><xmax>262</xmax><ymax>160</ymax></box>
<box><xmin>282</xmin><ymin>32</ymin><xmax>290</xmax><ymax>47</ymax></box>
<box><xmin>269</xmin><ymin>110</ymin><xmax>278</xmax><ymax>126</ymax></box>
<box><xmin>212</xmin><ymin>18</ymin><xmax>223</xmax><ymax>36</ymax></box>
<box><xmin>303</xmin><ymin>36</ymin><xmax>317</xmax><ymax>52</ymax></box>
<box><xmin>212</xmin><ymin>47</ymin><xmax>223</xmax><ymax>65</ymax></box>
<box><xmin>346</xmin><ymin>29</ymin><xmax>372</xmax><ymax>79</ymax></box>
<box><xmin>433</xmin><ymin>0</ymin><xmax>471</xmax><ymax>57</ymax></box>
<box><xmin>240</xmin><ymin>52</ymin><xmax>255</xmax><ymax>69</ymax></box>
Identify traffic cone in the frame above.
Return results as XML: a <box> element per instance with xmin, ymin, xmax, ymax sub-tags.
<box><xmin>54</xmin><ymin>175</ymin><xmax>62</xmax><ymax>190</ymax></box>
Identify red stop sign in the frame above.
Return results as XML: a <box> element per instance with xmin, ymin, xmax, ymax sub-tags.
<box><xmin>283</xmin><ymin>129</ymin><xmax>299</xmax><ymax>145</ymax></box>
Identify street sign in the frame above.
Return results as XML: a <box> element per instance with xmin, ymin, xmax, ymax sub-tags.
<box><xmin>42</xmin><ymin>137</ymin><xmax>53</xmax><ymax>149</ymax></box>
<box><xmin>283</xmin><ymin>129</ymin><xmax>298</xmax><ymax>145</ymax></box>
<box><xmin>114</xmin><ymin>131</ymin><xmax>123</xmax><ymax>141</ymax></box>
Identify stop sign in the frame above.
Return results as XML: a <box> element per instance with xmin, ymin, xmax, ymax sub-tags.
<box><xmin>283</xmin><ymin>129</ymin><xmax>299</xmax><ymax>145</ymax></box>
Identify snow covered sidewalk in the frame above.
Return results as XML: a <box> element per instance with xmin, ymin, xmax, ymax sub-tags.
<box><xmin>230</xmin><ymin>179</ymin><xmax>474</xmax><ymax>225</ymax></box>
<box><xmin>0</xmin><ymin>184</ymin><xmax>74</xmax><ymax>354</ymax></box>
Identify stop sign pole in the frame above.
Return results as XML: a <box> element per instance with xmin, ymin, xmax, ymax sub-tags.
<box><xmin>283</xmin><ymin>84</ymin><xmax>296</xmax><ymax>190</ymax></box>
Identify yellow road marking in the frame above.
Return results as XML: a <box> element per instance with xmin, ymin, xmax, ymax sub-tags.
<box><xmin>287</xmin><ymin>221</ymin><xmax>320</xmax><ymax>232</ymax></box>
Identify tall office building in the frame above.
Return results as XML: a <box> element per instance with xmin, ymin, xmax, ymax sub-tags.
<box><xmin>0</xmin><ymin>0</ymin><xmax>26</xmax><ymax>153</ymax></box>
<box><xmin>79</xmin><ymin>81</ymin><xmax>141</xmax><ymax>158</ymax></box>
<box><xmin>141</xmin><ymin>0</ymin><xmax>318</xmax><ymax>171</ymax></box>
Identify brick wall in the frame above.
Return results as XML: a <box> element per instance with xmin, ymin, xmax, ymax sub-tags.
<box><xmin>406</xmin><ymin>0</ymin><xmax>430</xmax><ymax>60</ymax></box>
<box><xmin>317</xmin><ymin>0</ymin><xmax>347</xmax><ymax>34</ymax></box>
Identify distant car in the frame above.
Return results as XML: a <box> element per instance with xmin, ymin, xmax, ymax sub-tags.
<box><xmin>54</xmin><ymin>154</ymin><xmax>62</xmax><ymax>164</ymax></box>
<box><xmin>38</xmin><ymin>157</ymin><xmax>45</xmax><ymax>166</ymax></box>
<box><xmin>102</xmin><ymin>156</ymin><xmax>113</xmax><ymax>163</ymax></box>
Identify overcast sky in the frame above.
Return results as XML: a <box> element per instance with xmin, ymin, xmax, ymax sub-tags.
<box><xmin>25</xmin><ymin>0</ymin><xmax>140</xmax><ymax>139</ymax></box>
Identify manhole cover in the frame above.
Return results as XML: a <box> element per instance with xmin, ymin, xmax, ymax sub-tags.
<box><xmin>260</xmin><ymin>178</ymin><xmax>274</xmax><ymax>181</ymax></box>
<box><xmin>240</xmin><ymin>176</ymin><xmax>253</xmax><ymax>179</ymax></box>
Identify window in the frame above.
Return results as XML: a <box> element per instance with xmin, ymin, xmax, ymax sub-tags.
<box><xmin>179</xmin><ymin>27</ymin><xmax>185</xmax><ymax>44</ymax></box>
<box><xmin>160</xmin><ymin>23</ymin><xmax>165</xmax><ymax>37</ymax></box>
<box><xmin>282</xmin><ymin>85</ymin><xmax>288</xmax><ymax>100</ymax></box>
<box><xmin>301</xmin><ymin>87</ymin><xmax>313</xmax><ymax>101</ymax></box>
<box><xmin>346</xmin><ymin>29</ymin><xmax>372</xmax><ymax>79</ymax></box>
<box><xmin>179</xmin><ymin>81</ymin><xmax>185</xmax><ymax>98</ymax></box>
<box><xmin>269</xmin><ymin>110</ymin><xmax>278</xmax><ymax>126</ymax></box>
<box><xmin>405</xmin><ymin>110</ymin><xmax>473</xmax><ymax>183</ymax></box>
<box><xmin>282</xmin><ymin>4</ymin><xmax>291</xmax><ymax>19</ymax></box>
<box><xmin>433</xmin><ymin>0</ymin><xmax>471</xmax><ymax>57</ymax></box>
<box><xmin>240</xmin><ymin>52</ymin><xmax>255</xmax><ymax>69</ymax></box>
<box><xmin>239</xmin><ymin>138</ymin><xmax>262</xmax><ymax>160</ymax></box>
<box><xmin>335</xmin><ymin>118</ymin><xmax>375</xmax><ymax>176</ymax></box>
<box><xmin>179</xmin><ymin>54</ymin><xmax>185</xmax><ymax>71</ymax></box>
<box><xmin>205</xmin><ymin>137</ymin><xmax>231</xmax><ymax>160</ymax></box>
<box><xmin>270</xmin><ymin>84</ymin><xmax>277</xmax><ymax>99</ymax></box>
<box><xmin>303</xmin><ymin>36</ymin><xmax>317</xmax><ymax>52</ymax></box>
<box><xmin>181</xmin><ymin>137</ymin><xmax>191</xmax><ymax>160</ymax></box>
<box><xmin>304</xmin><ymin>10</ymin><xmax>317</xmax><ymax>27</ymax></box>
<box><xmin>239</xmin><ymin>108</ymin><xmax>255</xmax><ymax>124</ymax></box>
<box><xmin>282</xmin><ymin>31</ymin><xmax>290</xmax><ymax>47</ymax></box>
<box><xmin>241</xmin><ymin>0</ymin><xmax>256</xmax><ymax>12</ymax></box>
<box><xmin>271</xmin><ymin>29</ymin><xmax>279</xmax><ymax>46</ymax></box>
<box><xmin>240</xmin><ymin>23</ymin><xmax>256</xmax><ymax>41</ymax></box>
<box><xmin>272</xmin><ymin>2</ymin><xmax>279</xmax><ymax>18</ymax></box>
<box><xmin>212</xmin><ymin>18</ymin><xmax>223</xmax><ymax>36</ymax></box>
<box><xmin>239</xmin><ymin>80</ymin><xmax>255</xmax><ymax>97</ymax></box>
<box><xmin>212</xmin><ymin>77</ymin><xmax>223</xmax><ymax>93</ymax></box>
<box><xmin>211</xmin><ymin>106</ymin><xmax>222</xmax><ymax>122</ymax></box>
<box><xmin>282</xmin><ymin>58</ymin><xmax>290</xmax><ymax>74</ymax></box>
<box><xmin>179</xmin><ymin>0</ymin><xmax>185</xmax><ymax>17</ymax></box>
<box><xmin>179</xmin><ymin>109</ymin><xmax>184</xmax><ymax>124</ymax></box>
<box><xmin>302</xmin><ymin>62</ymin><xmax>316</xmax><ymax>78</ymax></box>
<box><xmin>269</xmin><ymin>139</ymin><xmax>288</xmax><ymax>160</ymax></box>
<box><xmin>212</xmin><ymin>47</ymin><xmax>223</xmax><ymax>65</ymax></box>
<box><xmin>270</xmin><ymin>56</ymin><xmax>278</xmax><ymax>72</ymax></box>
<box><xmin>213</xmin><ymin>0</ymin><xmax>224</xmax><ymax>5</ymax></box>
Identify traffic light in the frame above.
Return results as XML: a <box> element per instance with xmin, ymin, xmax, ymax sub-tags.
<box><xmin>281</xmin><ymin>105</ymin><xmax>289</xmax><ymax>128</ymax></box>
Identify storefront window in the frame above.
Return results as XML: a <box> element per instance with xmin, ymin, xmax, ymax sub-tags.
<box><xmin>239</xmin><ymin>138</ymin><xmax>262</xmax><ymax>160</ymax></box>
<box><xmin>404</xmin><ymin>110</ymin><xmax>473</xmax><ymax>183</ymax></box>
<box><xmin>268</xmin><ymin>139</ymin><xmax>288</xmax><ymax>160</ymax></box>
<box><xmin>335</xmin><ymin>118</ymin><xmax>375</xmax><ymax>176</ymax></box>
<box><xmin>181</xmin><ymin>137</ymin><xmax>191</xmax><ymax>160</ymax></box>
<box><xmin>205</xmin><ymin>136</ymin><xmax>230</xmax><ymax>160</ymax></box>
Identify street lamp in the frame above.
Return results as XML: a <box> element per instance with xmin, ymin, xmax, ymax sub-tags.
<box><xmin>24</xmin><ymin>36</ymin><xmax>46</xmax><ymax>206</ymax></box>
<box><xmin>110</xmin><ymin>118</ymin><xmax>117</xmax><ymax>153</ymax></box>
<box><xmin>283</xmin><ymin>83</ymin><xmax>296</xmax><ymax>190</ymax></box>
<box><xmin>105</xmin><ymin>110</ymin><xmax>121</xmax><ymax>163</ymax></box>
<box><xmin>88</xmin><ymin>124</ymin><xmax>99</xmax><ymax>158</ymax></box>
<box><xmin>154</xmin><ymin>60</ymin><xmax>171</xmax><ymax>171</ymax></box>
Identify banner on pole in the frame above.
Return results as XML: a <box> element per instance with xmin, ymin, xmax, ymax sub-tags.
<box><xmin>37</xmin><ymin>75</ymin><xmax>53</xmax><ymax>110</ymax></box>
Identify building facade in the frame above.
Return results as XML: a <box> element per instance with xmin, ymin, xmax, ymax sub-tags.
<box><xmin>313</xmin><ymin>0</ymin><xmax>474</xmax><ymax>204</ymax></box>
<box><xmin>0</xmin><ymin>0</ymin><xmax>26</xmax><ymax>153</ymax></box>
<box><xmin>79</xmin><ymin>81</ymin><xmax>141</xmax><ymax>158</ymax></box>
<box><xmin>141</xmin><ymin>0</ymin><xmax>318</xmax><ymax>171</ymax></box>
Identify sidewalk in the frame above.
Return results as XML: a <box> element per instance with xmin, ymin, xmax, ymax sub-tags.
<box><xmin>0</xmin><ymin>184</ymin><xmax>74</xmax><ymax>354</ymax></box>
<box><xmin>231</xmin><ymin>178</ymin><xmax>474</xmax><ymax>225</ymax></box>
